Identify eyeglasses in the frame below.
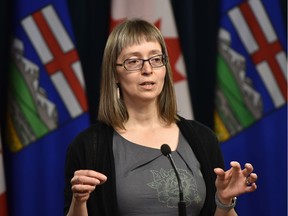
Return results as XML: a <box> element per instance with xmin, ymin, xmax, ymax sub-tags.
<box><xmin>116</xmin><ymin>54</ymin><xmax>167</xmax><ymax>71</ymax></box>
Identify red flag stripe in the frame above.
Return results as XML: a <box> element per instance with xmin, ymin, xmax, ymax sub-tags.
<box><xmin>32</xmin><ymin>11</ymin><xmax>88</xmax><ymax>112</ymax></box>
<box><xmin>240</xmin><ymin>2</ymin><xmax>287</xmax><ymax>101</ymax></box>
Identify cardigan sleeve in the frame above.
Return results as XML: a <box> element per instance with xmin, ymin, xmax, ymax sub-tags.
<box><xmin>192</xmin><ymin>120</ymin><xmax>225</xmax><ymax>169</ymax></box>
<box><xmin>63</xmin><ymin>126</ymin><xmax>99</xmax><ymax>215</ymax></box>
<box><xmin>64</xmin><ymin>122</ymin><xmax>118</xmax><ymax>216</ymax></box>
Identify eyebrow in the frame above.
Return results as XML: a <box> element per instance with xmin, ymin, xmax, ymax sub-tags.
<box><xmin>122</xmin><ymin>50</ymin><xmax>162</xmax><ymax>59</ymax></box>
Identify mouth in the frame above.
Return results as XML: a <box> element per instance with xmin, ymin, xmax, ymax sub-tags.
<box><xmin>140</xmin><ymin>81</ymin><xmax>155</xmax><ymax>86</ymax></box>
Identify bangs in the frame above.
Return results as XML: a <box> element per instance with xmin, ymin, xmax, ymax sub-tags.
<box><xmin>115</xmin><ymin>20</ymin><xmax>162</xmax><ymax>54</ymax></box>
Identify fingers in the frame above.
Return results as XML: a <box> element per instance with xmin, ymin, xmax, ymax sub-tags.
<box><xmin>239</xmin><ymin>163</ymin><xmax>257</xmax><ymax>194</ymax></box>
<box><xmin>213</xmin><ymin>168</ymin><xmax>225</xmax><ymax>176</ymax></box>
<box><xmin>242</xmin><ymin>163</ymin><xmax>257</xmax><ymax>192</ymax></box>
<box><xmin>71</xmin><ymin>170</ymin><xmax>107</xmax><ymax>198</ymax></box>
<box><xmin>230</xmin><ymin>161</ymin><xmax>241</xmax><ymax>172</ymax></box>
<box><xmin>249</xmin><ymin>173</ymin><xmax>258</xmax><ymax>182</ymax></box>
<box><xmin>243</xmin><ymin>163</ymin><xmax>254</xmax><ymax>177</ymax></box>
<box><xmin>245</xmin><ymin>172</ymin><xmax>258</xmax><ymax>187</ymax></box>
<box><xmin>246</xmin><ymin>182</ymin><xmax>257</xmax><ymax>192</ymax></box>
<box><xmin>72</xmin><ymin>170</ymin><xmax>107</xmax><ymax>186</ymax></box>
<box><xmin>229</xmin><ymin>161</ymin><xmax>255</xmax><ymax>178</ymax></box>
<box><xmin>214</xmin><ymin>161</ymin><xmax>258</xmax><ymax>198</ymax></box>
<box><xmin>215</xmin><ymin>161</ymin><xmax>258</xmax><ymax>184</ymax></box>
<box><xmin>245</xmin><ymin>176</ymin><xmax>257</xmax><ymax>193</ymax></box>
<box><xmin>214</xmin><ymin>161</ymin><xmax>240</xmax><ymax>180</ymax></box>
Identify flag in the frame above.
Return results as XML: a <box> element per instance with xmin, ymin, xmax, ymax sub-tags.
<box><xmin>5</xmin><ymin>1</ymin><xmax>90</xmax><ymax>215</ymax></box>
<box><xmin>0</xmin><ymin>129</ymin><xmax>8</xmax><ymax>216</ymax></box>
<box><xmin>110</xmin><ymin>0</ymin><xmax>194</xmax><ymax>119</ymax></box>
<box><xmin>215</xmin><ymin>0</ymin><xmax>287</xmax><ymax>215</ymax></box>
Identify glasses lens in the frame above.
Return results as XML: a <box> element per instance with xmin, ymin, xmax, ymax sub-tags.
<box><xmin>124</xmin><ymin>59</ymin><xmax>142</xmax><ymax>70</ymax></box>
<box><xmin>150</xmin><ymin>55</ymin><xmax>165</xmax><ymax>67</ymax></box>
<box><xmin>123</xmin><ymin>55</ymin><xmax>167</xmax><ymax>71</ymax></box>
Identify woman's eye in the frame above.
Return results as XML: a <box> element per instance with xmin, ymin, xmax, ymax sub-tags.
<box><xmin>153</xmin><ymin>57</ymin><xmax>161</xmax><ymax>62</ymax></box>
<box><xmin>126</xmin><ymin>59</ymin><xmax>140</xmax><ymax>65</ymax></box>
<box><xmin>151</xmin><ymin>57</ymin><xmax>162</xmax><ymax>63</ymax></box>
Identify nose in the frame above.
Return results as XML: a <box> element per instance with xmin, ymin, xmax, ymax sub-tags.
<box><xmin>141</xmin><ymin>60</ymin><xmax>153</xmax><ymax>74</ymax></box>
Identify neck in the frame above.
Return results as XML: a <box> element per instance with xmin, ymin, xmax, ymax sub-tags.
<box><xmin>125</xmin><ymin>112</ymin><xmax>164</xmax><ymax>129</ymax></box>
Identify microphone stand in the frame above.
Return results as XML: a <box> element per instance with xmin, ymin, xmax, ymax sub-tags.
<box><xmin>166</xmin><ymin>153</ymin><xmax>187</xmax><ymax>216</ymax></box>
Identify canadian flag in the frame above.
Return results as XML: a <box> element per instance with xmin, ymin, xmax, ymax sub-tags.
<box><xmin>111</xmin><ymin>0</ymin><xmax>194</xmax><ymax>119</ymax></box>
<box><xmin>0</xmin><ymin>130</ymin><xmax>8</xmax><ymax>216</ymax></box>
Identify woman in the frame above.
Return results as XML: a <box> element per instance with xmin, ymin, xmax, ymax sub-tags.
<box><xmin>64</xmin><ymin>19</ymin><xmax>257</xmax><ymax>216</ymax></box>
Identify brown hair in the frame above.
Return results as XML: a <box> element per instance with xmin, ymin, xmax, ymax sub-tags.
<box><xmin>98</xmin><ymin>18</ymin><xmax>178</xmax><ymax>129</ymax></box>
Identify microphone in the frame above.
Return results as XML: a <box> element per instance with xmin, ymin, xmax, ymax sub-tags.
<box><xmin>161</xmin><ymin>144</ymin><xmax>186</xmax><ymax>216</ymax></box>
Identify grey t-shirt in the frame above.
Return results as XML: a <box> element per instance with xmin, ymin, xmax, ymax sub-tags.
<box><xmin>113</xmin><ymin>131</ymin><xmax>206</xmax><ymax>216</ymax></box>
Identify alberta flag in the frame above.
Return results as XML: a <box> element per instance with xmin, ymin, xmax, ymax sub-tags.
<box><xmin>110</xmin><ymin>0</ymin><xmax>194</xmax><ymax>119</ymax></box>
<box><xmin>215</xmin><ymin>0</ymin><xmax>287</xmax><ymax>215</ymax></box>
<box><xmin>5</xmin><ymin>1</ymin><xmax>90</xmax><ymax>216</ymax></box>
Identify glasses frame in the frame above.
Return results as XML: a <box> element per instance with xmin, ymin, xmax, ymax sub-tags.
<box><xmin>115</xmin><ymin>54</ymin><xmax>168</xmax><ymax>71</ymax></box>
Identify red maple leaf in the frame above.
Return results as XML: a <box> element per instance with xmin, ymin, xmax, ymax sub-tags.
<box><xmin>164</xmin><ymin>37</ymin><xmax>186</xmax><ymax>83</ymax></box>
<box><xmin>154</xmin><ymin>20</ymin><xmax>186</xmax><ymax>83</ymax></box>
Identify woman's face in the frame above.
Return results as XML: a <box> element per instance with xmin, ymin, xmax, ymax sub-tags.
<box><xmin>115</xmin><ymin>40</ymin><xmax>166</xmax><ymax>107</ymax></box>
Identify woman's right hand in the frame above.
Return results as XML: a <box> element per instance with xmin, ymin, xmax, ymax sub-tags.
<box><xmin>71</xmin><ymin>170</ymin><xmax>107</xmax><ymax>203</ymax></box>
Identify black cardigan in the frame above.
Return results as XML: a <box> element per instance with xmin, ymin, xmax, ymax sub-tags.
<box><xmin>64</xmin><ymin>116</ymin><xmax>225</xmax><ymax>215</ymax></box>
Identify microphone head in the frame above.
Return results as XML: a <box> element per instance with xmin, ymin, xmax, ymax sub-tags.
<box><xmin>161</xmin><ymin>144</ymin><xmax>171</xmax><ymax>156</ymax></box>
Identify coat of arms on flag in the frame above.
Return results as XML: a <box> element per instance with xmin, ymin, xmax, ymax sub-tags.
<box><xmin>215</xmin><ymin>0</ymin><xmax>287</xmax><ymax>142</ymax></box>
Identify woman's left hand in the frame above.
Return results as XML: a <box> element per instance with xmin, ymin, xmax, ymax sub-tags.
<box><xmin>214</xmin><ymin>161</ymin><xmax>258</xmax><ymax>203</ymax></box>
